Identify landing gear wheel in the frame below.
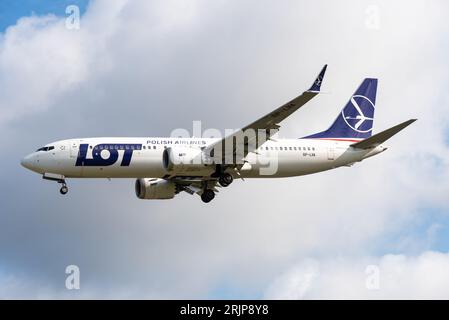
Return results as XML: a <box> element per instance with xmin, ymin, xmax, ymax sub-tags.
<box><xmin>201</xmin><ymin>189</ymin><xmax>215</xmax><ymax>203</ymax></box>
<box><xmin>59</xmin><ymin>183</ymin><xmax>68</xmax><ymax>195</ymax></box>
<box><xmin>218</xmin><ymin>173</ymin><xmax>233</xmax><ymax>187</ymax></box>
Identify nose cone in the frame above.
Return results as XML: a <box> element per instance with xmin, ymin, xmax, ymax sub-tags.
<box><xmin>21</xmin><ymin>154</ymin><xmax>36</xmax><ymax>171</ymax></box>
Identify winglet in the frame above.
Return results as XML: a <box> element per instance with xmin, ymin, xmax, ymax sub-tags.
<box><xmin>351</xmin><ymin>119</ymin><xmax>417</xmax><ymax>149</ymax></box>
<box><xmin>308</xmin><ymin>64</ymin><xmax>327</xmax><ymax>92</ymax></box>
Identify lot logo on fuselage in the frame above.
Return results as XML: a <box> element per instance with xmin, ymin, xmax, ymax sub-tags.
<box><xmin>342</xmin><ymin>95</ymin><xmax>375</xmax><ymax>133</ymax></box>
<box><xmin>75</xmin><ymin>143</ymin><xmax>142</xmax><ymax>167</ymax></box>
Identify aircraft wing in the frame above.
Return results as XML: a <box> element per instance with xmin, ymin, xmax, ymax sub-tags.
<box><xmin>204</xmin><ymin>64</ymin><xmax>327</xmax><ymax>164</ymax></box>
<box><xmin>168</xmin><ymin>176</ymin><xmax>220</xmax><ymax>195</ymax></box>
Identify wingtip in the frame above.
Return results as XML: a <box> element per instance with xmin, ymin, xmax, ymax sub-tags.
<box><xmin>319</xmin><ymin>64</ymin><xmax>327</xmax><ymax>79</ymax></box>
<box><xmin>308</xmin><ymin>64</ymin><xmax>327</xmax><ymax>92</ymax></box>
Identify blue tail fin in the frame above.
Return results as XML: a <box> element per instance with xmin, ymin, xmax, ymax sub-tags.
<box><xmin>305</xmin><ymin>78</ymin><xmax>378</xmax><ymax>140</ymax></box>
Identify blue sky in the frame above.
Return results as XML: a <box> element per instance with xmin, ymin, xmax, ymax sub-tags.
<box><xmin>0</xmin><ymin>0</ymin><xmax>89</xmax><ymax>32</ymax></box>
<box><xmin>369</xmin><ymin>207</ymin><xmax>449</xmax><ymax>256</ymax></box>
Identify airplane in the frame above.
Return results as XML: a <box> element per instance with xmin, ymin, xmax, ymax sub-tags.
<box><xmin>21</xmin><ymin>65</ymin><xmax>416</xmax><ymax>203</ymax></box>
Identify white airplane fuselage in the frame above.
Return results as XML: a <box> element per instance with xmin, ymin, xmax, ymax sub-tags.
<box><xmin>21</xmin><ymin>137</ymin><xmax>386</xmax><ymax>179</ymax></box>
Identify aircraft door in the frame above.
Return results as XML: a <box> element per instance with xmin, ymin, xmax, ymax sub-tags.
<box><xmin>70</xmin><ymin>140</ymin><xmax>79</xmax><ymax>158</ymax></box>
<box><xmin>327</xmin><ymin>147</ymin><xmax>335</xmax><ymax>160</ymax></box>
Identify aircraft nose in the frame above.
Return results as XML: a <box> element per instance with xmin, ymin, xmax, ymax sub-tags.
<box><xmin>21</xmin><ymin>154</ymin><xmax>35</xmax><ymax>170</ymax></box>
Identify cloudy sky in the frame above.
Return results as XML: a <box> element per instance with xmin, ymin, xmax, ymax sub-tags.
<box><xmin>1</xmin><ymin>0</ymin><xmax>449</xmax><ymax>299</ymax></box>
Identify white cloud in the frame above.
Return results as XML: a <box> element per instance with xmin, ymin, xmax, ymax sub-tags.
<box><xmin>264</xmin><ymin>251</ymin><xmax>449</xmax><ymax>299</ymax></box>
<box><xmin>0</xmin><ymin>15</ymin><xmax>90</xmax><ymax>124</ymax></box>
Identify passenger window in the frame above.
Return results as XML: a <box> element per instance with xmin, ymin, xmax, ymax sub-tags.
<box><xmin>266</xmin><ymin>147</ymin><xmax>269</xmax><ymax>150</ymax></box>
<box><xmin>289</xmin><ymin>147</ymin><xmax>292</xmax><ymax>150</ymax></box>
<box><xmin>153</xmin><ymin>146</ymin><xmax>156</xmax><ymax>149</ymax></box>
<box><xmin>294</xmin><ymin>147</ymin><xmax>297</xmax><ymax>150</ymax></box>
<box><xmin>308</xmin><ymin>147</ymin><xmax>311</xmax><ymax>151</ymax></box>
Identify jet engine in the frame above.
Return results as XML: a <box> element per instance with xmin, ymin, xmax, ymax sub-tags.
<box><xmin>135</xmin><ymin>178</ymin><xmax>176</xmax><ymax>199</ymax></box>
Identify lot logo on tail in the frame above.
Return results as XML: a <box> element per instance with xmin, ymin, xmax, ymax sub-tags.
<box><xmin>342</xmin><ymin>95</ymin><xmax>375</xmax><ymax>133</ymax></box>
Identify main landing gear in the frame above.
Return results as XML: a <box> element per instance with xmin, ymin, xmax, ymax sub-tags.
<box><xmin>200</xmin><ymin>172</ymin><xmax>234</xmax><ymax>203</ymax></box>
<box><xmin>213</xmin><ymin>165</ymin><xmax>234</xmax><ymax>188</ymax></box>
<box><xmin>218</xmin><ymin>172</ymin><xmax>233</xmax><ymax>187</ymax></box>
<box><xmin>201</xmin><ymin>189</ymin><xmax>215</xmax><ymax>203</ymax></box>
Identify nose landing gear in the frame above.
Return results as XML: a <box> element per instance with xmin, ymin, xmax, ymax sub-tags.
<box><xmin>42</xmin><ymin>173</ymin><xmax>69</xmax><ymax>195</ymax></box>
<box><xmin>59</xmin><ymin>183</ymin><xmax>68</xmax><ymax>195</ymax></box>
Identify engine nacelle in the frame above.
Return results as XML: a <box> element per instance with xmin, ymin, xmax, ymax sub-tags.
<box><xmin>162</xmin><ymin>147</ymin><xmax>212</xmax><ymax>174</ymax></box>
<box><xmin>135</xmin><ymin>178</ymin><xmax>176</xmax><ymax>199</ymax></box>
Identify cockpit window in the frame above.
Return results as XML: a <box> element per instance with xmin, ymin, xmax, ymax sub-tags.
<box><xmin>36</xmin><ymin>146</ymin><xmax>55</xmax><ymax>152</ymax></box>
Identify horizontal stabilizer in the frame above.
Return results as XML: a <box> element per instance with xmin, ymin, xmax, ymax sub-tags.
<box><xmin>351</xmin><ymin>119</ymin><xmax>417</xmax><ymax>149</ymax></box>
